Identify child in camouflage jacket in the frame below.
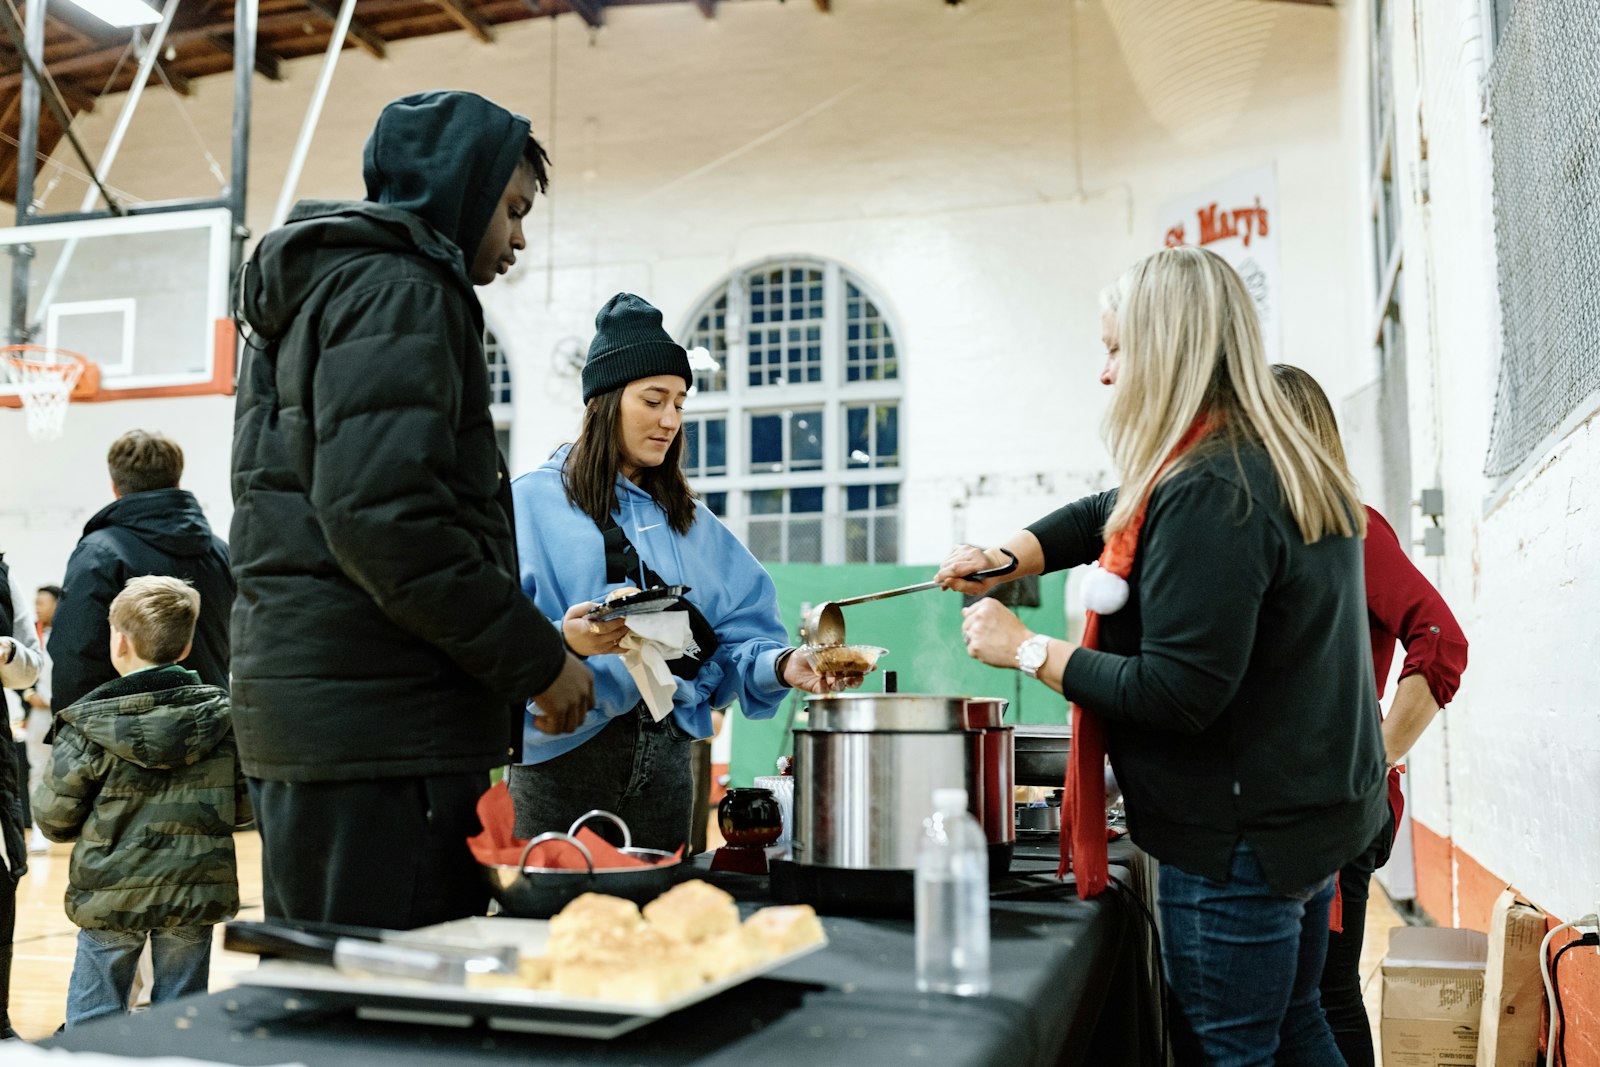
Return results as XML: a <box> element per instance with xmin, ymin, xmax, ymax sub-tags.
<box><xmin>34</xmin><ymin>576</ymin><xmax>251</xmax><ymax>1027</ymax></box>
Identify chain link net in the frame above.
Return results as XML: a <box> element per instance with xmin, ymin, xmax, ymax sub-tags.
<box><xmin>1485</xmin><ymin>0</ymin><xmax>1600</xmax><ymax>477</ymax></box>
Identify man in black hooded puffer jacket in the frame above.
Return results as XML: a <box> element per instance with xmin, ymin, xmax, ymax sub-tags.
<box><xmin>231</xmin><ymin>90</ymin><xmax>593</xmax><ymax>929</ymax></box>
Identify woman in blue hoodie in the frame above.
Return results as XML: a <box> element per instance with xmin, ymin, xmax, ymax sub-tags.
<box><xmin>508</xmin><ymin>293</ymin><xmax>842</xmax><ymax>851</ymax></box>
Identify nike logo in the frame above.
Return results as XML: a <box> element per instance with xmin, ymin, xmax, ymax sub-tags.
<box><xmin>636</xmin><ymin>523</ymin><xmax>663</xmax><ymax>533</ymax></box>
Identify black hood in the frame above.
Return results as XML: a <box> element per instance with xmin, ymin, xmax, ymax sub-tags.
<box><xmin>362</xmin><ymin>90</ymin><xmax>531</xmax><ymax>271</ymax></box>
<box><xmin>84</xmin><ymin>489</ymin><xmax>218</xmax><ymax>559</ymax></box>
<box><xmin>236</xmin><ymin>201</ymin><xmax>474</xmax><ymax>342</ymax></box>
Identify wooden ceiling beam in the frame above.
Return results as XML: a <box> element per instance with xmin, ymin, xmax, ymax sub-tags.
<box><xmin>565</xmin><ymin>0</ymin><xmax>604</xmax><ymax>29</ymax></box>
<box><xmin>152</xmin><ymin>62</ymin><xmax>190</xmax><ymax>94</ymax></box>
<box><xmin>301</xmin><ymin>0</ymin><xmax>389</xmax><ymax>59</ymax></box>
<box><xmin>432</xmin><ymin>0</ymin><xmax>495</xmax><ymax>43</ymax></box>
<box><xmin>207</xmin><ymin>32</ymin><xmax>284</xmax><ymax>79</ymax></box>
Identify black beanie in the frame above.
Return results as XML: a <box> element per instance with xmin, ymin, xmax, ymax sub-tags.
<box><xmin>582</xmin><ymin>293</ymin><xmax>693</xmax><ymax>402</ymax></box>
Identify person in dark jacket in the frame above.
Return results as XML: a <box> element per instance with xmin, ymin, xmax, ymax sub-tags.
<box><xmin>1272</xmin><ymin>365</ymin><xmax>1468</xmax><ymax>1067</ymax></box>
<box><xmin>0</xmin><ymin>558</ymin><xmax>43</xmax><ymax>1040</ymax></box>
<box><xmin>230</xmin><ymin>90</ymin><xmax>593</xmax><ymax>930</ymax></box>
<box><xmin>941</xmin><ymin>247</ymin><xmax>1384</xmax><ymax>1066</ymax></box>
<box><xmin>49</xmin><ymin>431</ymin><xmax>232</xmax><ymax>717</ymax></box>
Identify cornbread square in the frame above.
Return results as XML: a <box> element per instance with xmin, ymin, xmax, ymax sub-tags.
<box><xmin>547</xmin><ymin>893</ymin><xmax>645</xmax><ymax>962</ymax></box>
<box><xmin>550</xmin><ymin>925</ymin><xmax>699</xmax><ymax>1004</ymax></box>
<box><xmin>743</xmin><ymin>905</ymin><xmax>825</xmax><ymax>956</ymax></box>
<box><xmin>693</xmin><ymin>925</ymin><xmax>765</xmax><ymax>981</ymax></box>
<box><xmin>643</xmin><ymin>879</ymin><xmax>739</xmax><ymax>944</ymax></box>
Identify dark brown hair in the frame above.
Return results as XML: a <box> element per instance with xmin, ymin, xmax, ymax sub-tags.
<box><xmin>564</xmin><ymin>389</ymin><xmax>698</xmax><ymax>536</ymax></box>
<box><xmin>108</xmin><ymin>430</ymin><xmax>183</xmax><ymax>495</ymax></box>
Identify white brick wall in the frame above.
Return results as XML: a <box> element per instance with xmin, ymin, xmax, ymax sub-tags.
<box><xmin>1372</xmin><ymin>0</ymin><xmax>1600</xmax><ymax>922</ymax></box>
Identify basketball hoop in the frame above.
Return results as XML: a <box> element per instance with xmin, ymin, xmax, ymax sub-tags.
<box><xmin>2</xmin><ymin>345</ymin><xmax>101</xmax><ymax>441</ymax></box>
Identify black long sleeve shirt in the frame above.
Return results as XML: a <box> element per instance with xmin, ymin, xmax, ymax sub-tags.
<box><xmin>1027</xmin><ymin>445</ymin><xmax>1386</xmax><ymax>894</ymax></box>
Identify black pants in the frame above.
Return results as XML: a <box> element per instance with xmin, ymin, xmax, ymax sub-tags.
<box><xmin>1319</xmin><ymin>808</ymin><xmax>1396</xmax><ymax>1067</ymax></box>
<box><xmin>247</xmin><ymin>773</ymin><xmax>490</xmax><ymax>930</ymax></box>
<box><xmin>0</xmin><ymin>871</ymin><xmax>14</xmax><ymax>1035</ymax></box>
<box><xmin>507</xmin><ymin>709</ymin><xmax>695</xmax><ymax>854</ymax></box>
<box><xmin>11</xmin><ymin>741</ymin><xmax>28</xmax><ymax>828</ymax></box>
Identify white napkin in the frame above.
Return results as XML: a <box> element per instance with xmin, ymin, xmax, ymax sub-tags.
<box><xmin>619</xmin><ymin>611</ymin><xmax>693</xmax><ymax>722</ymax></box>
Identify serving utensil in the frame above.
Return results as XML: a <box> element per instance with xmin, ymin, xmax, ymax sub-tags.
<box><xmin>804</xmin><ymin>549</ymin><xmax>1019</xmax><ymax>646</ymax></box>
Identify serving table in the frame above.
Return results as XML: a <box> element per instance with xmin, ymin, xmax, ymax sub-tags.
<box><xmin>41</xmin><ymin>839</ymin><xmax>1165</xmax><ymax>1067</ymax></box>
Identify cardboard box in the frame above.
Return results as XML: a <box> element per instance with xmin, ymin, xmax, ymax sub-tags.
<box><xmin>1476</xmin><ymin>890</ymin><xmax>1547</xmax><ymax>1067</ymax></box>
<box><xmin>1382</xmin><ymin>926</ymin><xmax>1490</xmax><ymax>1067</ymax></box>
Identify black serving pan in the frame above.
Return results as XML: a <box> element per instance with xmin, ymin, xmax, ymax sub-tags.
<box><xmin>1013</xmin><ymin>724</ymin><xmax>1071</xmax><ymax>786</ymax></box>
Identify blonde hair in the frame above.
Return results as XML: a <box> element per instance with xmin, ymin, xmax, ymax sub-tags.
<box><xmin>1103</xmin><ymin>247</ymin><xmax>1365</xmax><ymax>543</ymax></box>
<box><xmin>109</xmin><ymin>576</ymin><xmax>200</xmax><ymax>664</ymax></box>
<box><xmin>1270</xmin><ymin>364</ymin><xmax>1350</xmax><ymax>474</ymax></box>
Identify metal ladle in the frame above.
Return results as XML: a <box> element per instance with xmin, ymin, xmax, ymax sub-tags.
<box><xmin>803</xmin><ymin>549</ymin><xmax>1019</xmax><ymax>646</ymax></box>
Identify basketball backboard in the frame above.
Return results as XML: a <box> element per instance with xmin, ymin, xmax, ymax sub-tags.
<box><xmin>0</xmin><ymin>207</ymin><xmax>234</xmax><ymax>409</ymax></box>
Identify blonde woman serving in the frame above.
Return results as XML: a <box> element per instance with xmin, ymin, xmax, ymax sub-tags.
<box><xmin>942</xmin><ymin>248</ymin><xmax>1385</xmax><ymax>1067</ymax></box>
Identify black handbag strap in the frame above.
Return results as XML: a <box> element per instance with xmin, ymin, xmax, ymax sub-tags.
<box><xmin>600</xmin><ymin>514</ymin><xmax>665</xmax><ymax>590</ymax></box>
<box><xmin>594</xmin><ymin>513</ymin><xmax>718</xmax><ymax>680</ymax></box>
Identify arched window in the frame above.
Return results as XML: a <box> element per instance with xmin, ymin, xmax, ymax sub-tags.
<box><xmin>679</xmin><ymin>259</ymin><xmax>903</xmax><ymax>563</ymax></box>
<box><xmin>485</xmin><ymin>327</ymin><xmax>513</xmax><ymax>456</ymax></box>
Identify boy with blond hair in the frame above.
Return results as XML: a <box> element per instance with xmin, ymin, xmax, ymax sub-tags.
<box><xmin>35</xmin><ymin>576</ymin><xmax>250</xmax><ymax>1026</ymax></box>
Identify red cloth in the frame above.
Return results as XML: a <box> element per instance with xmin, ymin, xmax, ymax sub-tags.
<box><xmin>1060</xmin><ymin>416</ymin><xmax>1215</xmax><ymax>898</ymax></box>
<box><xmin>466</xmin><ymin>779</ymin><xmax>677</xmax><ymax>870</ymax></box>
<box><xmin>1327</xmin><ymin>506</ymin><xmax>1467</xmax><ymax>933</ymax></box>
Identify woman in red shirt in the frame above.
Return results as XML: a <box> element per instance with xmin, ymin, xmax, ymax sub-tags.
<box><xmin>1272</xmin><ymin>365</ymin><xmax>1469</xmax><ymax>1067</ymax></box>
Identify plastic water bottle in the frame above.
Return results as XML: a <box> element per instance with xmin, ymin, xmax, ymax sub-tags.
<box><xmin>915</xmin><ymin>786</ymin><xmax>991</xmax><ymax>996</ymax></box>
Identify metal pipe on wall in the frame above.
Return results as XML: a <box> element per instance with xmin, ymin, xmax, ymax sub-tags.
<box><xmin>8</xmin><ymin>0</ymin><xmax>46</xmax><ymax>343</ymax></box>
<box><xmin>229</xmin><ymin>0</ymin><xmax>258</xmax><ymax>287</ymax></box>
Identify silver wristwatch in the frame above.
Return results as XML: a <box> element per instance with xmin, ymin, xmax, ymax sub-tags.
<box><xmin>1015</xmin><ymin>633</ymin><xmax>1051</xmax><ymax>678</ymax></box>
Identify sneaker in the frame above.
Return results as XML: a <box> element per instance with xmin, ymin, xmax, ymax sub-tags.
<box><xmin>28</xmin><ymin>828</ymin><xmax>49</xmax><ymax>853</ymax></box>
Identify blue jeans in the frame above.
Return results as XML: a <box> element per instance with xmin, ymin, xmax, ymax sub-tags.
<box><xmin>66</xmin><ymin>926</ymin><xmax>213</xmax><ymax>1027</ymax></box>
<box><xmin>1159</xmin><ymin>841</ymin><xmax>1344</xmax><ymax>1067</ymax></box>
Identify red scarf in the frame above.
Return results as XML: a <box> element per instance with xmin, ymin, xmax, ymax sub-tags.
<box><xmin>1060</xmin><ymin>415</ymin><xmax>1216</xmax><ymax>897</ymax></box>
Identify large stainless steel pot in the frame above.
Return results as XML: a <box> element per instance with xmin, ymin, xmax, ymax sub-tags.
<box><xmin>790</xmin><ymin>693</ymin><xmax>1014</xmax><ymax>874</ymax></box>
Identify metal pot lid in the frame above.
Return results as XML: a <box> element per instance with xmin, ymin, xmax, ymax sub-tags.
<box><xmin>799</xmin><ymin>693</ymin><xmax>1009</xmax><ymax>732</ymax></box>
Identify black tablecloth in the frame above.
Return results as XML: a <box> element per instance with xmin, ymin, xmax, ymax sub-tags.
<box><xmin>41</xmin><ymin>839</ymin><xmax>1162</xmax><ymax>1067</ymax></box>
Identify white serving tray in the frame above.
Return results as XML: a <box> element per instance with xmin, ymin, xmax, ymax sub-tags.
<box><xmin>234</xmin><ymin>916</ymin><xmax>827</xmax><ymax>1040</ymax></box>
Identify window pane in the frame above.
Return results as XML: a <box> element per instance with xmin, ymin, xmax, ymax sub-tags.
<box><xmin>748</xmin><ymin>520</ymin><xmax>783</xmax><ymax>563</ymax></box>
<box><xmin>750</xmin><ymin>414</ymin><xmax>782</xmax><ymax>471</ymax></box>
<box><xmin>876</xmin><ymin>405</ymin><xmax>899</xmax><ymax>467</ymax></box>
<box><xmin>682</xmin><ymin>420</ymin><xmax>701</xmax><ymax>475</ymax></box>
<box><xmin>703</xmin><ymin>491</ymin><xmax>727</xmax><ymax>517</ymax></box>
<box><xmin>791</xmin><ymin>410</ymin><xmax>824</xmax><ymax>471</ymax></box>
<box><xmin>705</xmin><ymin>418</ymin><xmax>726</xmax><ymax>475</ymax></box>
<box><xmin>750</xmin><ymin>488</ymin><xmax>784</xmax><ymax>516</ymax></box>
<box><xmin>846</xmin><ymin>484</ymin><xmax>869</xmax><ymax>510</ymax></box>
<box><xmin>873</xmin><ymin>515</ymin><xmax>899</xmax><ymax>563</ymax></box>
<box><xmin>846</xmin><ymin>407</ymin><xmax>870</xmax><ymax>467</ymax></box>
<box><xmin>844</xmin><ymin>517</ymin><xmax>869</xmax><ymax>563</ymax></box>
<box><xmin>876</xmin><ymin>483</ymin><xmax>899</xmax><ymax>508</ymax></box>
<box><xmin>790</xmin><ymin>486</ymin><xmax>824</xmax><ymax>513</ymax></box>
<box><xmin>788</xmin><ymin>519</ymin><xmax>823</xmax><ymax>563</ymax></box>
